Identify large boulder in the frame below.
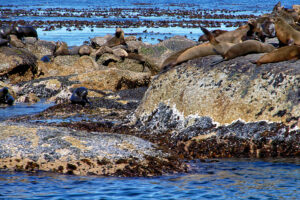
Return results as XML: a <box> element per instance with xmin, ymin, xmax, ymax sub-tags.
<box><xmin>0</xmin><ymin>47</ymin><xmax>37</xmax><ymax>83</ymax></box>
<box><xmin>0</xmin><ymin>122</ymin><xmax>186</xmax><ymax>176</ymax></box>
<box><xmin>138</xmin><ymin>36</ymin><xmax>197</xmax><ymax>69</ymax></box>
<box><xmin>134</xmin><ymin>54</ymin><xmax>300</xmax><ymax>158</ymax></box>
<box><xmin>25</xmin><ymin>40</ymin><xmax>56</xmax><ymax>59</ymax></box>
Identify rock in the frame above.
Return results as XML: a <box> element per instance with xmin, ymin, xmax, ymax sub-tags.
<box><xmin>90</xmin><ymin>35</ymin><xmax>113</xmax><ymax>48</ymax></box>
<box><xmin>0</xmin><ymin>122</ymin><xmax>186</xmax><ymax>176</ymax></box>
<box><xmin>8</xmin><ymin>35</ymin><xmax>24</xmax><ymax>48</ymax></box>
<box><xmin>70</xmin><ymin>68</ymin><xmax>151</xmax><ymax>91</ymax></box>
<box><xmin>78</xmin><ymin>45</ymin><xmax>92</xmax><ymax>56</ymax></box>
<box><xmin>112</xmin><ymin>48</ymin><xmax>128</xmax><ymax>58</ymax></box>
<box><xmin>115</xmin><ymin>58</ymin><xmax>147</xmax><ymax>72</ymax></box>
<box><xmin>0</xmin><ymin>47</ymin><xmax>37</xmax><ymax>83</ymax></box>
<box><xmin>126</xmin><ymin>40</ymin><xmax>147</xmax><ymax>53</ymax></box>
<box><xmin>138</xmin><ymin>36</ymin><xmax>197</xmax><ymax>72</ymax></box>
<box><xmin>92</xmin><ymin>46</ymin><xmax>113</xmax><ymax>59</ymax></box>
<box><xmin>125</xmin><ymin>36</ymin><xmax>137</xmax><ymax>42</ymax></box>
<box><xmin>23</xmin><ymin>37</ymin><xmax>37</xmax><ymax>44</ymax></box>
<box><xmin>53</xmin><ymin>55</ymin><xmax>80</xmax><ymax>66</ymax></box>
<box><xmin>134</xmin><ymin>54</ymin><xmax>300</xmax><ymax>158</ymax></box>
<box><xmin>97</xmin><ymin>53</ymin><xmax>121</xmax><ymax>66</ymax></box>
<box><xmin>25</xmin><ymin>40</ymin><xmax>56</xmax><ymax>59</ymax></box>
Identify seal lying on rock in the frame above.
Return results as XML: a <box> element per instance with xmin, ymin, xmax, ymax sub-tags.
<box><xmin>0</xmin><ymin>87</ymin><xmax>14</xmax><ymax>105</ymax></box>
<box><xmin>70</xmin><ymin>87</ymin><xmax>90</xmax><ymax>106</ymax></box>
<box><xmin>255</xmin><ymin>45</ymin><xmax>300</xmax><ymax>65</ymax></box>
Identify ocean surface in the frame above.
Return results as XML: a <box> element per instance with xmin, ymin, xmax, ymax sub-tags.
<box><xmin>1</xmin><ymin>0</ymin><xmax>300</xmax><ymax>199</ymax></box>
<box><xmin>1</xmin><ymin>158</ymin><xmax>299</xmax><ymax>199</ymax></box>
<box><xmin>1</xmin><ymin>0</ymin><xmax>299</xmax><ymax>45</ymax></box>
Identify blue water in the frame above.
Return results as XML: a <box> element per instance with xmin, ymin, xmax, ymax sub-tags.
<box><xmin>0</xmin><ymin>159</ymin><xmax>299</xmax><ymax>199</ymax></box>
<box><xmin>1</xmin><ymin>0</ymin><xmax>299</xmax><ymax>45</ymax></box>
<box><xmin>0</xmin><ymin>100</ymin><xmax>54</xmax><ymax>121</ymax></box>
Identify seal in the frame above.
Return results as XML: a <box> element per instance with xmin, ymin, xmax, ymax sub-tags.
<box><xmin>14</xmin><ymin>25</ymin><xmax>38</xmax><ymax>39</ymax></box>
<box><xmin>0</xmin><ymin>26</ymin><xmax>15</xmax><ymax>39</ymax></box>
<box><xmin>0</xmin><ymin>87</ymin><xmax>14</xmax><ymax>105</ymax></box>
<box><xmin>70</xmin><ymin>87</ymin><xmax>90</xmax><ymax>106</ymax></box>
<box><xmin>211</xmin><ymin>40</ymin><xmax>275</xmax><ymax>65</ymax></box>
<box><xmin>274</xmin><ymin>17</ymin><xmax>300</xmax><ymax>46</ymax></box>
<box><xmin>223</xmin><ymin>40</ymin><xmax>275</xmax><ymax>60</ymax></box>
<box><xmin>200</xmin><ymin>26</ymin><xmax>236</xmax><ymax>55</ymax></box>
<box><xmin>54</xmin><ymin>41</ymin><xmax>69</xmax><ymax>56</ymax></box>
<box><xmin>198</xmin><ymin>29</ymin><xmax>228</xmax><ymax>42</ymax></box>
<box><xmin>161</xmin><ymin>42</ymin><xmax>216</xmax><ymax>69</ymax></box>
<box><xmin>103</xmin><ymin>28</ymin><xmax>126</xmax><ymax>48</ymax></box>
<box><xmin>214</xmin><ymin>24</ymin><xmax>250</xmax><ymax>44</ymax></box>
<box><xmin>255</xmin><ymin>45</ymin><xmax>300</xmax><ymax>65</ymax></box>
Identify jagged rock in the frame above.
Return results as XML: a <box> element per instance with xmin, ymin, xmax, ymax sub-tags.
<box><xmin>0</xmin><ymin>122</ymin><xmax>186</xmax><ymax>176</ymax></box>
<box><xmin>0</xmin><ymin>47</ymin><xmax>37</xmax><ymax>83</ymax></box>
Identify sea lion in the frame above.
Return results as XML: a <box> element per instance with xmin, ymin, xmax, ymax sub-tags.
<box><xmin>103</xmin><ymin>28</ymin><xmax>126</xmax><ymax>48</ymax></box>
<box><xmin>223</xmin><ymin>40</ymin><xmax>275</xmax><ymax>60</ymax></box>
<box><xmin>198</xmin><ymin>29</ymin><xmax>228</xmax><ymax>42</ymax></box>
<box><xmin>200</xmin><ymin>26</ymin><xmax>236</xmax><ymax>55</ymax></box>
<box><xmin>0</xmin><ymin>26</ymin><xmax>15</xmax><ymax>39</ymax></box>
<box><xmin>161</xmin><ymin>42</ymin><xmax>216</xmax><ymax>69</ymax></box>
<box><xmin>211</xmin><ymin>40</ymin><xmax>275</xmax><ymax>65</ymax></box>
<box><xmin>14</xmin><ymin>25</ymin><xmax>38</xmax><ymax>39</ymax></box>
<box><xmin>54</xmin><ymin>41</ymin><xmax>69</xmax><ymax>56</ymax></box>
<box><xmin>274</xmin><ymin>17</ymin><xmax>300</xmax><ymax>46</ymax></box>
<box><xmin>0</xmin><ymin>87</ymin><xmax>14</xmax><ymax>105</ymax></box>
<box><xmin>70</xmin><ymin>87</ymin><xmax>90</xmax><ymax>106</ymax></box>
<box><xmin>255</xmin><ymin>45</ymin><xmax>300</xmax><ymax>65</ymax></box>
<box><xmin>214</xmin><ymin>24</ymin><xmax>250</xmax><ymax>44</ymax></box>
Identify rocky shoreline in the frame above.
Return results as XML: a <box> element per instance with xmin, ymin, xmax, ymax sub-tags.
<box><xmin>0</xmin><ymin>3</ymin><xmax>300</xmax><ymax>177</ymax></box>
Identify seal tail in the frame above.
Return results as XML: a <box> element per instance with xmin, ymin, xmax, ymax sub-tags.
<box><xmin>200</xmin><ymin>26</ymin><xmax>219</xmax><ymax>45</ymax></box>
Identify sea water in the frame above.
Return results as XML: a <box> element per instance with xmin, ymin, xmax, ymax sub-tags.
<box><xmin>0</xmin><ymin>159</ymin><xmax>299</xmax><ymax>199</ymax></box>
<box><xmin>1</xmin><ymin>0</ymin><xmax>299</xmax><ymax>45</ymax></box>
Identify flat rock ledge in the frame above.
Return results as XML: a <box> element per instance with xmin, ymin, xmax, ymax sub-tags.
<box><xmin>134</xmin><ymin>54</ymin><xmax>300</xmax><ymax>159</ymax></box>
<box><xmin>0</xmin><ymin>122</ymin><xmax>187</xmax><ymax>176</ymax></box>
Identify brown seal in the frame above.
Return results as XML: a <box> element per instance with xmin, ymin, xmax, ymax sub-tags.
<box><xmin>198</xmin><ymin>29</ymin><xmax>228</xmax><ymax>42</ymax></box>
<box><xmin>54</xmin><ymin>41</ymin><xmax>69</xmax><ymax>56</ymax></box>
<box><xmin>255</xmin><ymin>45</ymin><xmax>300</xmax><ymax>65</ymax></box>
<box><xmin>214</xmin><ymin>24</ymin><xmax>250</xmax><ymax>44</ymax></box>
<box><xmin>103</xmin><ymin>28</ymin><xmax>126</xmax><ymax>48</ymax></box>
<box><xmin>223</xmin><ymin>40</ymin><xmax>275</xmax><ymax>60</ymax></box>
<box><xmin>200</xmin><ymin>26</ymin><xmax>236</xmax><ymax>55</ymax></box>
<box><xmin>161</xmin><ymin>42</ymin><xmax>216</xmax><ymax>68</ymax></box>
<box><xmin>274</xmin><ymin>17</ymin><xmax>300</xmax><ymax>46</ymax></box>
